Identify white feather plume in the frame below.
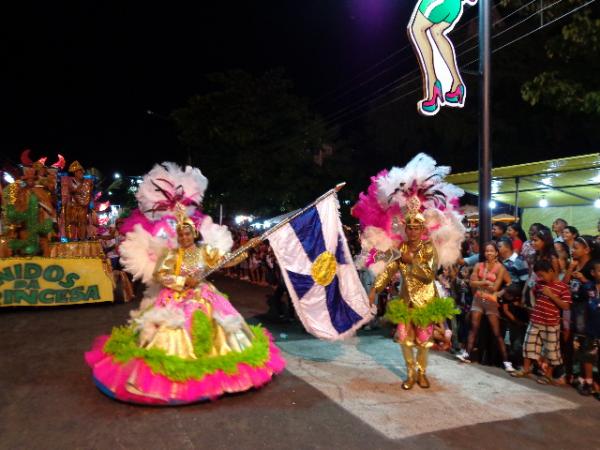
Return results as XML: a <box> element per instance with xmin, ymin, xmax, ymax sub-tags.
<box><xmin>136</xmin><ymin>162</ymin><xmax>208</xmax><ymax>220</ymax></box>
<box><xmin>119</xmin><ymin>224</ymin><xmax>169</xmax><ymax>283</ymax></box>
<box><xmin>376</xmin><ymin>166</ymin><xmax>406</xmax><ymax>206</ymax></box>
<box><xmin>369</xmin><ymin>153</ymin><xmax>466</xmax><ymax>267</ymax></box>
<box><xmin>376</xmin><ymin>153</ymin><xmax>463</xmax><ymax>211</ymax></box>
<box><xmin>133</xmin><ymin>305</ymin><xmax>187</xmax><ymax>347</ymax></box>
<box><xmin>200</xmin><ymin>216</ymin><xmax>233</xmax><ymax>254</ymax></box>
<box><xmin>129</xmin><ymin>284</ymin><xmax>162</xmax><ymax>321</ymax></box>
<box><xmin>134</xmin><ymin>305</ymin><xmax>186</xmax><ymax>331</ymax></box>
<box><xmin>369</xmin><ymin>260</ymin><xmax>387</xmax><ymax>276</ymax></box>
<box><xmin>429</xmin><ymin>210</ymin><xmax>466</xmax><ymax>267</ymax></box>
<box><xmin>213</xmin><ymin>312</ymin><xmax>244</xmax><ymax>333</ymax></box>
<box><xmin>361</xmin><ymin>226</ymin><xmax>394</xmax><ymax>252</ymax></box>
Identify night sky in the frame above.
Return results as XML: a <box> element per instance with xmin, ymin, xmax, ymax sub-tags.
<box><xmin>2</xmin><ymin>1</ymin><xmax>415</xmax><ymax>176</ymax></box>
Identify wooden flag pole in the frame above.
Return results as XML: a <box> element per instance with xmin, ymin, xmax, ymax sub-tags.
<box><xmin>198</xmin><ymin>182</ymin><xmax>346</xmax><ymax>281</ymax></box>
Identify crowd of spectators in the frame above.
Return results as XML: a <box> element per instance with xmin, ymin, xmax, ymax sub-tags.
<box><xmin>223</xmin><ymin>229</ymin><xmax>296</xmax><ymax>321</ymax></box>
<box><xmin>429</xmin><ymin>217</ymin><xmax>599</xmax><ymax>398</ymax></box>
<box><xmin>222</xmin><ymin>217</ymin><xmax>600</xmax><ymax>400</ymax></box>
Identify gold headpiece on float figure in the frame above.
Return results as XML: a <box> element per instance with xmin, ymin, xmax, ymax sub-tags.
<box><xmin>404</xmin><ymin>196</ymin><xmax>426</xmax><ymax>226</ymax></box>
<box><xmin>174</xmin><ymin>203</ymin><xmax>198</xmax><ymax>238</ymax></box>
<box><xmin>68</xmin><ymin>160</ymin><xmax>84</xmax><ymax>173</ymax></box>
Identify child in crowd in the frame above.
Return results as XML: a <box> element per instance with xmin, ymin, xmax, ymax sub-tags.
<box><xmin>452</xmin><ymin>265</ymin><xmax>473</xmax><ymax>351</ymax></box>
<box><xmin>512</xmin><ymin>259</ymin><xmax>571</xmax><ymax>383</ymax></box>
<box><xmin>500</xmin><ymin>283</ymin><xmax>529</xmax><ymax>366</ymax></box>
<box><xmin>432</xmin><ymin>322</ymin><xmax>453</xmax><ymax>352</ymax></box>
<box><xmin>576</xmin><ymin>260</ymin><xmax>600</xmax><ymax>398</ymax></box>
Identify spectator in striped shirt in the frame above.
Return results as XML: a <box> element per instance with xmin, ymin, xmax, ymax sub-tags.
<box><xmin>511</xmin><ymin>259</ymin><xmax>571</xmax><ymax>381</ymax></box>
<box><xmin>498</xmin><ymin>237</ymin><xmax>529</xmax><ymax>288</ymax></box>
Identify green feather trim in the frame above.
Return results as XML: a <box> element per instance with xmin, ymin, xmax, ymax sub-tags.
<box><xmin>384</xmin><ymin>298</ymin><xmax>411</xmax><ymax>325</ymax></box>
<box><xmin>411</xmin><ymin>297</ymin><xmax>460</xmax><ymax>328</ymax></box>
<box><xmin>191</xmin><ymin>310</ymin><xmax>213</xmax><ymax>356</ymax></box>
<box><xmin>384</xmin><ymin>297</ymin><xmax>459</xmax><ymax>327</ymax></box>
<box><xmin>103</xmin><ymin>321</ymin><xmax>271</xmax><ymax>382</ymax></box>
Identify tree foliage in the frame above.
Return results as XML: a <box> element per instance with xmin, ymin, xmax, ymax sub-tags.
<box><xmin>502</xmin><ymin>0</ymin><xmax>600</xmax><ymax>114</ymax></box>
<box><xmin>172</xmin><ymin>70</ymin><xmax>352</xmax><ymax>216</ymax></box>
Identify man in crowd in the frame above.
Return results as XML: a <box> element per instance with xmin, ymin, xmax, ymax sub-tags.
<box><xmin>492</xmin><ymin>222</ymin><xmax>507</xmax><ymax>241</ymax></box>
<box><xmin>552</xmin><ymin>218</ymin><xmax>567</xmax><ymax>242</ymax></box>
<box><xmin>498</xmin><ymin>238</ymin><xmax>529</xmax><ymax>288</ymax></box>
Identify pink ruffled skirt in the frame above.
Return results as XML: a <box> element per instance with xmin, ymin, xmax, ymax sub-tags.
<box><xmin>85</xmin><ymin>330</ymin><xmax>286</xmax><ymax>405</ymax></box>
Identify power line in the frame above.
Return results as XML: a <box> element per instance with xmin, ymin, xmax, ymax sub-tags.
<box><xmin>304</xmin><ymin>0</ymin><xmax>572</xmax><ymax>133</ymax></box>
<box><xmin>277</xmin><ymin>0</ymin><xmax>595</xmax><ymax>149</ymax></box>
<box><xmin>313</xmin><ymin>2</ymin><xmax>488</xmax><ymax>107</ymax></box>
<box><xmin>491</xmin><ymin>0</ymin><xmax>595</xmax><ymax>54</ymax></box>
<box><xmin>301</xmin><ymin>0</ymin><xmax>554</xmax><ymax>135</ymax></box>
<box><xmin>453</xmin><ymin>0</ymin><xmax>565</xmax><ymax>60</ymax></box>
<box><xmin>334</xmin><ymin>0</ymin><xmax>597</xmax><ymax>129</ymax></box>
<box><xmin>313</xmin><ymin>0</ymin><xmax>539</xmax><ymax>111</ymax></box>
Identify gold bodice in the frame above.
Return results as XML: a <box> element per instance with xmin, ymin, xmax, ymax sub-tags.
<box><xmin>374</xmin><ymin>240</ymin><xmax>438</xmax><ymax>308</ymax></box>
<box><xmin>153</xmin><ymin>244</ymin><xmax>247</xmax><ymax>291</ymax></box>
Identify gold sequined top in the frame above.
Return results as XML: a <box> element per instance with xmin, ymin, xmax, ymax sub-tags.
<box><xmin>153</xmin><ymin>244</ymin><xmax>248</xmax><ymax>291</ymax></box>
<box><xmin>373</xmin><ymin>240</ymin><xmax>438</xmax><ymax>308</ymax></box>
<box><xmin>70</xmin><ymin>178</ymin><xmax>92</xmax><ymax>206</ymax></box>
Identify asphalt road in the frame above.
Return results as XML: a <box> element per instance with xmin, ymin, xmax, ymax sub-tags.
<box><xmin>1</xmin><ymin>275</ymin><xmax>598</xmax><ymax>450</ymax></box>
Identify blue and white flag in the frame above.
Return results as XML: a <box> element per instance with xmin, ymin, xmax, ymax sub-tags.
<box><xmin>269</xmin><ymin>194</ymin><xmax>373</xmax><ymax>340</ymax></box>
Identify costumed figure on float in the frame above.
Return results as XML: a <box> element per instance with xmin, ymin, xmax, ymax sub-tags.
<box><xmin>85</xmin><ymin>162</ymin><xmax>285</xmax><ymax>405</ymax></box>
<box><xmin>352</xmin><ymin>153</ymin><xmax>464</xmax><ymax>389</ymax></box>
<box><xmin>1</xmin><ymin>150</ymin><xmax>63</xmax><ymax>256</ymax></box>
<box><xmin>64</xmin><ymin>160</ymin><xmax>93</xmax><ymax>241</ymax></box>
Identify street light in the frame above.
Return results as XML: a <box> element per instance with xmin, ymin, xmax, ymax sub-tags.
<box><xmin>114</xmin><ymin>172</ymin><xmax>121</xmax><ymax>180</ymax></box>
<box><xmin>489</xmin><ymin>200</ymin><xmax>497</xmax><ymax>209</ymax></box>
<box><xmin>539</xmin><ymin>197</ymin><xmax>548</xmax><ymax>208</ymax></box>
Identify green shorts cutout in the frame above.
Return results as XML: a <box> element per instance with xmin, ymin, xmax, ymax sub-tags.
<box><xmin>418</xmin><ymin>0</ymin><xmax>462</xmax><ymax>24</ymax></box>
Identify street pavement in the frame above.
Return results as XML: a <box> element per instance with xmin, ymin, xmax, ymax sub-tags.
<box><xmin>1</xmin><ymin>275</ymin><xmax>599</xmax><ymax>450</ymax></box>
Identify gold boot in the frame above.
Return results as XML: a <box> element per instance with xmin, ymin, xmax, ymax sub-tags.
<box><xmin>400</xmin><ymin>344</ymin><xmax>416</xmax><ymax>390</ymax></box>
<box><xmin>416</xmin><ymin>346</ymin><xmax>430</xmax><ymax>389</ymax></box>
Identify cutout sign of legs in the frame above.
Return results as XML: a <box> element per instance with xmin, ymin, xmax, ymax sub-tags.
<box><xmin>408</xmin><ymin>0</ymin><xmax>477</xmax><ymax>116</ymax></box>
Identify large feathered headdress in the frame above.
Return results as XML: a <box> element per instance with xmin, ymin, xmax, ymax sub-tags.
<box><xmin>136</xmin><ymin>162</ymin><xmax>208</xmax><ymax>220</ymax></box>
<box><xmin>353</xmin><ymin>153</ymin><xmax>465</xmax><ymax>269</ymax></box>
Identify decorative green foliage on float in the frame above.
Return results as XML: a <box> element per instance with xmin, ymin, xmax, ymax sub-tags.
<box><xmin>6</xmin><ymin>195</ymin><xmax>53</xmax><ymax>255</ymax></box>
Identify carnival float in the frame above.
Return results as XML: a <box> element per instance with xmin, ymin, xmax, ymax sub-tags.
<box><xmin>0</xmin><ymin>150</ymin><xmax>120</xmax><ymax>307</ymax></box>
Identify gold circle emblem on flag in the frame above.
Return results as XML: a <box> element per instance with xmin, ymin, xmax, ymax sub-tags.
<box><xmin>311</xmin><ymin>251</ymin><xmax>337</xmax><ymax>286</ymax></box>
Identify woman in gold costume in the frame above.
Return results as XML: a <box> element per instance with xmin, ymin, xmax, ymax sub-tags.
<box><xmin>85</xmin><ymin>162</ymin><xmax>285</xmax><ymax>405</ymax></box>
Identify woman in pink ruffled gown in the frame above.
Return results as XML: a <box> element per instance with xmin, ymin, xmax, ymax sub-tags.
<box><xmin>85</xmin><ymin>211</ymin><xmax>285</xmax><ymax>405</ymax></box>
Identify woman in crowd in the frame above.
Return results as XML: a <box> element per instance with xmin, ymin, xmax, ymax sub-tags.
<box><xmin>562</xmin><ymin>225</ymin><xmax>579</xmax><ymax>255</ymax></box>
<box><xmin>456</xmin><ymin>241</ymin><xmax>515</xmax><ymax>372</ymax></box>
<box><xmin>531</xmin><ymin>227</ymin><xmax>560</xmax><ymax>272</ymax></box>
<box><xmin>521</xmin><ymin>223</ymin><xmax>545</xmax><ymax>268</ymax></box>
<box><xmin>554</xmin><ymin>241</ymin><xmax>571</xmax><ymax>281</ymax></box>
<box><xmin>507</xmin><ymin>223</ymin><xmax>527</xmax><ymax>255</ymax></box>
<box><xmin>561</xmin><ymin>235</ymin><xmax>600</xmax><ymax>384</ymax></box>
<box><xmin>525</xmin><ymin>227</ymin><xmax>559</xmax><ymax>307</ymax></box>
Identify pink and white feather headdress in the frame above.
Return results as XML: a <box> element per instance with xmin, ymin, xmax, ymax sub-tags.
<box><xmin>353</xmin><ymin>153</ymin><xmax>465</xmax><ymax>268</ymax></box>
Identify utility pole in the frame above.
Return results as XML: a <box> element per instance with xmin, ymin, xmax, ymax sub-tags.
<box><xmin>478</xmin><ymin>0</ymin><xmax>492</xmax><ymax>253</ymax></box>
